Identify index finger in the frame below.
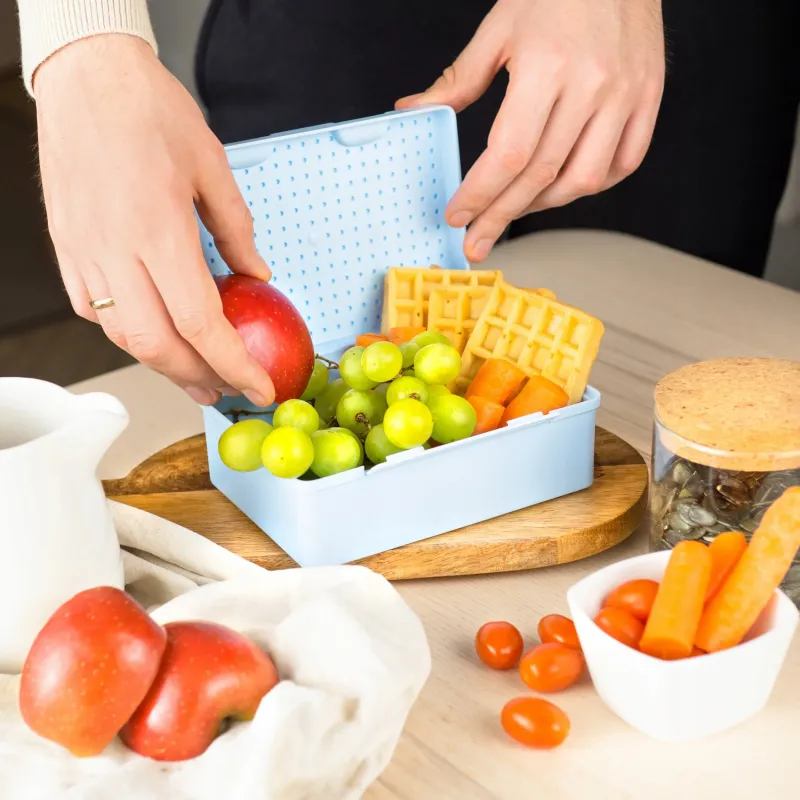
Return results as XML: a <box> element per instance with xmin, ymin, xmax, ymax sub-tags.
<box><xmin>446</xmin><ymin>66</ymin><xmax>559</xmax><ymax>228</ymax></box>
<box><xmin>144</xmin><ymin>220</ymin><xmax>276</xmax><ymax>407</ymax></box>
<box><xmin>195</xmin><ymin>141</ymin><xmax>272</xmax><ymax>282</ymax></box>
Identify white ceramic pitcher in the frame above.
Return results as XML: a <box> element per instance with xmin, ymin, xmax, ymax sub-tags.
<box><xmin>0</xmin><ymin>378</ymin><xmax>128</xmax><ymax>673</ymax></box>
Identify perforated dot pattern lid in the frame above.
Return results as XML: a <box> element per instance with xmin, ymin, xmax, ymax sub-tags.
<box><xmin>199</xmin><ymin>107</ymin><xmax>468</xmax><ymax>350</ymax></box>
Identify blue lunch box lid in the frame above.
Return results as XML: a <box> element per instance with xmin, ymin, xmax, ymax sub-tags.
<box><xmin>199</xmin><ymin>106</ymin><xmax>468</xmax><ymax>353</ymax></box>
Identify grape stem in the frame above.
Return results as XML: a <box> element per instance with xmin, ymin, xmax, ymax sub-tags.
<box><xmin>227</xmin><ymin>409</ymin><xmax>272</xmax><ymax>424</ymax></box>
<box><xmin>355</xmin><ymin>412</ymin><xmax>372</xmax><ymax>434</ymax></box>
<box><xmin>315</xmin><ymin>354</ymin><xmax>340</xmax><ymax>370</ymax></box>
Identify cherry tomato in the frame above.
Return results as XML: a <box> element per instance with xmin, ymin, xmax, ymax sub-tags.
<box><xmin>603</xmin><ymin>579</ymin><xmax>660</xmax><ymax>622</ymax></box>
<box><xmin>538</xmin><ymin>614</ymin><xmax>581</xmax><ymax>651</ymax></box>
<box><xmin>593</xmin><ymin>606</ymin><xmax>644</xmax><ymax>649</ymax></box>
<box><xmin>519</xmin><ymin>643</ymin><xmax>584</xmax><ymax>692</ymax></box>
<box><xmin>475</xmin><ymin>621</ymin><xmax>523</xmax><ymax>670</ymax></box>
<box><xmin>501</xmin><ymin>697</ymin><xmax>571</xmax><ymax>749</ymax></box>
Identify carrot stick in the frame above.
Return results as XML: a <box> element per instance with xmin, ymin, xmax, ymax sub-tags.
<box><xmin>639</xmin><ymin>541</ymin><xmax>712</xmax><ymax>660</ymax></box>
<box><xmin>389</xmin><ymin>326</ymin><xmax>425</xmax><ymax>343</ymax></box>
<box><xmin>705</xmin><ymin>531</ymin><xmax>748</xmax><ymax>603</ymax></box>
<box><xmin>356</xmin><ymin>333</ymin><xmax>387</xmax><ymax>347</ymax></box>
<box><xmin>465</xmin><ymin>359</ymin><xmax>526</xmax><ymax>406</ymax></box>
<box><xmin>500</xmin><ymin>376</ymin><xmax>569</xmax><ymax>426</ymax></box>
<box><xmin>695</xmin><ymin>487</ymin><xmax>800</xmax><ymax>653</ymax></box>
<box><xmin>467</xmin><ymin>396</ymin><xmax>505</xmax><ymax>435</ymax></box>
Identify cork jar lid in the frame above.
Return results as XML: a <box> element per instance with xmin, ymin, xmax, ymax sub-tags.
<box><xmin>654</xmin><ymin>358</ymin><xmax>800</xmax><ymax>471</ymax></box>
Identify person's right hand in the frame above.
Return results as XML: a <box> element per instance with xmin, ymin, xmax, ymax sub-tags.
<box><xmin>34</xmin><ymin>34</ymin><xmax>275</xmax><ymax>407</ymax></box>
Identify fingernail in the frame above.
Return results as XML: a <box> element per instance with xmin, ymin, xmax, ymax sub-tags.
<box><xmin>256</xmin><ymin>261</ymin><xmax>272</xmax><ymax>282</ymax></box>
<box><xmin>449</xmin><ymin>210</ymin><xmax>472</xmax><ymax>229</ymax></box>
<box><xmin>244</xmin><ymin>389</ymin><xmax>269</xmax><ymax>407</ymax></box>
<box><xmin>185</xmin><ymin>387</ymin><xmax>216</xmax><ymax>406</ymax></box>
<box><xmin>469</xmin><ymin>239</ymin><xmax>493</xmax><ymax>262</ymax></box>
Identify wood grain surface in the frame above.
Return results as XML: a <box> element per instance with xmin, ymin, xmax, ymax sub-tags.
<box><xmin>104</xmin><ymin>428</ymin><xmax>647</xmax><ymax>580</ymax></box>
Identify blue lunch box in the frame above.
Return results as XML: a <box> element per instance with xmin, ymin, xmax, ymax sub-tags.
<box><xmin>199</xmin><ymin>106</ymin><xmax>600</xmax><ymax>568</ymax></box>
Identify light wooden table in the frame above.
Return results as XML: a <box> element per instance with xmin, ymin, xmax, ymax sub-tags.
<box><xmin>74</xmin><ymin>231</ymin><xmax>800</xmax><ymax>800</ymax></box>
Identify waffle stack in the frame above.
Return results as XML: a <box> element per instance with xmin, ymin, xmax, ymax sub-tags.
<box><xmin>453</xmin><ymin>279</ymin><xmax>604</xmax><ymax>404</ymax></box>
<box><xmin>381</xmin><ymin>267</ymin><xmax>556</xmax><ymax>353</ymax></box>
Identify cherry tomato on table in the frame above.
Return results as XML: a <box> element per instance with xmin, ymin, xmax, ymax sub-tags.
<box><xmin>593</xmin><ymin>606</ymin><xmax>644</xmax><ymax>649</ymax></box>
<box><xmin>475</xmin><ymin>621</ymin><xmax>523</xmax><ymax>670</ymax></box>
<box><xmin>519</xmin><ymin>643</ymin><xmax>584</xmax><ymax>692</ymax></box>
<box><xmin>603</xmin><ymin>579</ymin><xmax>659</xmax><ymax>622</ymax></box>
<box><xmin>538</xmin><ymin>614</ymin><xmax>581</xmax><ymax>651</ymax></box>
<box><xmin>501</xmin><ymin>697</ymin><xmax>570</xmax><ymax>749</ymax></box>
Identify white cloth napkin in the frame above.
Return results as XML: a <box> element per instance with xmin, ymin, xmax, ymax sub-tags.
<box><xmin>0</xmin><ymin>502</ymin><xmax>431</xmax><ymax>800</ymax></box>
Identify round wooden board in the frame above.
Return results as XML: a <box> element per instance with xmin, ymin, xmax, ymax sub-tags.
<box><xmin>103</xmin><ymin>428</ymin><xmax>648</xmax><ymax>581</ymax></box>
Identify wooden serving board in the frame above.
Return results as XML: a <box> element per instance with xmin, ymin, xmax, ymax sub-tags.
<box><xmin>103</xmin><ymin>428</ymin><xmax>648</xmax><ymax>581</ymax></box>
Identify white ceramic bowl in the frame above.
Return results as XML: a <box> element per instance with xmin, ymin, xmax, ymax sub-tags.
<box><xmin>566</xmin><ymin>551</ymin><xmax>798</xmax><ymax>742</ymax></box>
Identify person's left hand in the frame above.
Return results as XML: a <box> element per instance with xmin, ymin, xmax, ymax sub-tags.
<box><xmin>396</xmin><ymin>0</ymin><xmax>665</xmax><ymax>263</ymax></box>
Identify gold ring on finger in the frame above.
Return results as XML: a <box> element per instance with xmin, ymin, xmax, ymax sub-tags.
<box><xmin>89</xmin><ymin>297</ymin><xmax>115</xmax><ymax>311</ymax></box>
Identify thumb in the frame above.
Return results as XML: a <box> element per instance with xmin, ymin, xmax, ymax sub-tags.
<box><xmin>195</xmin><ymin>149</ymin><xmax>272</xmax><ymax>282</ymax></box>
<box><xmin>396</xmin><ymin>15</ymin><xmax>506</xmax><ymax>113</ymax></box>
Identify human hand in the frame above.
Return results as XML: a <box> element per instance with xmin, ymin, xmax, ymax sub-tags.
<box><xmin>35</xmin><ymin>34</ymin><xmax>275</xmax><ymax>406</ymax></box>
<box><xmin>397</xmin><ymin>0</ymin><xmax>665</xmax><ymax>262</ymax></box>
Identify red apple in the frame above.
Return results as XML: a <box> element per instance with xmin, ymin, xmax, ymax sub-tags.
<box><xmin>216</xmin><ymin>274</ymin><xmax>314</xmax><ymax>403</ymax></box>
<box><xmin>120</xmin><ymin>621</ymin><xmax>279</xmax><ymax>761</ymax></box>
<box><xmin>19</xmin><ymin>587</ymin><xmax>167</xmax><ymax>758</ymax></box>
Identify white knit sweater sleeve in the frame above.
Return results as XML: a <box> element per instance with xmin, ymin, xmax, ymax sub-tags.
<box><xmin>16</xmin><ymin>0</ymin><xmax>158</xmax><ymax>94</ymax></box>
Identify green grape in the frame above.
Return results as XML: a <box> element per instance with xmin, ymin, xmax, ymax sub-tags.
<box><xmin>336</xmin><ymin>389</ymin><xmax>387</xmax><ymax>438</ymax></box>
<box><xmin>361</xmin><ymin>341</ymin><xmax>403</xmax><ymax>383</ymax></box>
<box><xmin>314</xmin><ymin>378</ymin><xmax>349</xmax><ymax>425</ymax></box>
<box><xmin>383</xmin><ymin>399</ymin><xmax>433</xmax><ymax>449</ymax></box>
<box><xmin>310</xmin><ymin>428</ymin><xmax>364</xmax><ymax>478</ymax></box>
<box><xmin>428</xmin><ymin>394</ymin><xmax>477</xmax><ymax>444</ymax></box>
<box><xmin>373</xmin><ymin>383</ymin><xmax>389</xmax><ymax>404</ymax></box>
<box><xmin>261</xmin><ymin>427</ymin><xmax>314</xmax><ymax>479</ymax></box>
<box><xmin>411</xmin><ymin>330</ymin><xmax>451</xmax><ymax>349</ymax></box>
<box><xmin>218</xmin><ymin>419</ymin><xmax>273</xmax><ymax>472</ymax></box>
<box><xmin>398</xmin><ymin>341</ymin><xmax>420</xmax><ymax>369</ymax></box>
<box><xmin>340</xmin><ymin>346</ymin><xmax>378</xmax><ymax>390</ymax></box>
<box><xmin>273</xmin><ymin>399</ymin><xmax>320</xmax><ymax>435</ymax></box>
<box><xmin>386</xmin><ymin>376</ymin><xmax>429</xmax><ymax>405</ymax></box>
<box><xmin>425</xmin><ymin>384</ymin><xmax>451</xmax><ymax>404</ymax></box>
<box><xmin>300</xmin><ymin>359</ymin><xmax>330</xmax><ymax>401</ymax></box>
<box><xmin>365</xmin><ymin>424</ymin><xmax>405</xmax><ymax>464</ymax></box>
<box><xmin>337</xmin><ymin>426</ymin><xmax>365</xmax><ymax>458</ymax></box>
<box><xmin>414</xmin><ymin>343</ymin><xmax>462</xmax><ymax>385</ymax></box>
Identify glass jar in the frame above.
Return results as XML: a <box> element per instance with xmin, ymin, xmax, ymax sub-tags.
<box><xmin>650</xmin><ymin>358</ymin><xmax>800</xmax><ymax>603</ymax></box>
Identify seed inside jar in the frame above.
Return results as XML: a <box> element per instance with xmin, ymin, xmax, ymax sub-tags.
<box><xmin>650</xmin><ymin>457</ymin><xmax>800</xmax><ymax>602</ymax></box>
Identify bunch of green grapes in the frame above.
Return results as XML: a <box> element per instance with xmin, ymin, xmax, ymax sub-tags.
<box><xmin>219</xmin><ymin>331</ymin><xmax>478</xmax><ymax>479</ymax></box>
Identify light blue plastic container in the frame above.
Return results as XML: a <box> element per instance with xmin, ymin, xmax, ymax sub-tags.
<box><xmin>200</xmin><ymin>106</ymin><xmax>600</xmax><ymax>568</ymax></box>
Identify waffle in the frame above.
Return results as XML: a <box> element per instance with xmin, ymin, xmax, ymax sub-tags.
<box><xmin>525</xmin><ymin>287</ymin><xmax>557</xmax><ymax>301</ymax></box>
<box><xmin>381</xmin><ymin>267</ymin><xmax>501</xmax><ymax>337</ymax></box>
<box><xmin>426</xmin><ymin>285</ymin><xmax>495</xmax><ymax>352</ymax></box>
<box><xmin>454</xmin><ymin>280</ymin><xmax>604</xmax><ymax>404</ymax></box>
<box><xmin>428</xmin><ymin>285</ymin><xmax>562</xmax><ymax>351</ymax></box>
